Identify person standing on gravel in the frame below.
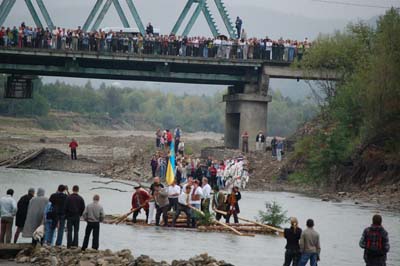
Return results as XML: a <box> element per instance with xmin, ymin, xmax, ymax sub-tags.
<box><xmin>82</xmin><ymin>194</ymin><xmax>104</xmax><ymax>251</ymax></box>
<box><xmin>13</xmin><ymin>188</ymin><xmax>34</xmax><ymax>243</ymax></box>
<box><xmin>241</xmin><ymin>131</ymin><xmax>249</xmax><ymax>153</ymax></box>
<box><xmin>49</xmin><ymin>185</ymin><xmax>68</xmax><ymax>246</ymax></box>
<box><xmin>65</xmin><ymin>185</ymin><xmax>85</xmax><ymax>248</ymax></box>
<box><xmin>69</xmin><ymin>138</ymin><xmax>78</xmax><ymax>160</ymax></box>
<box><xmin>0</xmin><ymin>189</ymin><xmax>17</xmax><ymax>243</ymax></box>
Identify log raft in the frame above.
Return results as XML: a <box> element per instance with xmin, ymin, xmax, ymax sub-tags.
<box><xmin>104</xmin><ymin>214</ymin><xmax>282</xmax><ymax>236</ymax></box>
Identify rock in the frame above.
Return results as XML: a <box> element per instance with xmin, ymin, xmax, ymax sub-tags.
<box><xmin>16</xmin><ymin>256</ymin><xmax>30</xmax><ymax>263</ymax></box>
<box><xmin>79</xmin><ymin>260</ymin><xmax>96</xmax><ymax>266</ymax></box>
<box><xmin>50</xmin><ymin>256</ymin><xmax>59</xmax><ymax>266</ymax></box>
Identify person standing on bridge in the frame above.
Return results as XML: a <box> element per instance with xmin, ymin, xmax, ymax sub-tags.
<box><xmin>235</xmin><ymin>17</ymin><xmax>242</xmax><ymax>39</ymax></box>
<box><xmin>241</xmin><ymin>131</ymin><xmax>249</xmax><ymax>153</ymax></box>
<box><xmin>69</xmin><ymin>138</ymin><xmax>78</xmax><ymax>160</ymax></box>
<box><xmin>146</xmin><ymin>23</ymin><xmax>154</xmax><ymax>36</ymax></box>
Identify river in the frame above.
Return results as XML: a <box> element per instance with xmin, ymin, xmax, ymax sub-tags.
<box><xmin>0</xmin><ymin>168</ymin><xmax>399</xmax><ymax>266</ymax></box>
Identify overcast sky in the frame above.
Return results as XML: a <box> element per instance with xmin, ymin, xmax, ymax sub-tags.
<box><xmin>4</xmin><ymin>0</ymin><xmax>398</xmax><ymax>38</ymax></box>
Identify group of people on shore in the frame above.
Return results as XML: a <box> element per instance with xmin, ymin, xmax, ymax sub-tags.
<box><xmin>0</xmin><ymin>186</ymin><xmax>104</xmax><ymax>251</ymax></box>
<box><xmin>0</xmin><ymin>22</ymin><xmax>311</xmax><ymax>62</ymax></box>
<box><xmin>241</xmin><ymin>131</ymin><xmax>285</xmax><ymax>161</ymax></box>
<box><xmin>0</xmin><ymin>187</ymin><xmax>391</xmax><ymax>266</ymax></box>
<box><xmin>282</xmin><ymin>215</ymin><xmax>390</xmax><ymax>266</ymax></box>
<box><xmin>131</xmin><ymin>176</ymin><xmax>242</xmax><ymax>227</ymax></box>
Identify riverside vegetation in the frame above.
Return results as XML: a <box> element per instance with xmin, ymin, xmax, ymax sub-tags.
<box><xmin>0</xmin><ymin>77</ymin><xmax>316</xmax><ymax>137</ymax></box>
<box><xmin>288</xmin><ymin>8</ymin><xmax>400</xmax><ymax>191</ymax></box>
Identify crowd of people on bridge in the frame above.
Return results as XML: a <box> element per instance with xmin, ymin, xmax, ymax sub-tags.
<box><xmin>0</xmin><ymin>22</ymin><xmax>312</xmax><ymax>62</ymax></box>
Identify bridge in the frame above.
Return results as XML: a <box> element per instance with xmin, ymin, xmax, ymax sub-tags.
<box><xmin>0</xmin><ymin>48</ymin><xmax>336</xmax><ymax>149</ymax></box>
<box><xmin>0</xmin><ymin>1</ymin><xmax>337</xmax><ymax>150</ymax></box>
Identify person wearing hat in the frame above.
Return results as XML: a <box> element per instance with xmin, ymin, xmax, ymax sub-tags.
<box><xmin>13</xmin><ymin>188</ymin><xmax>35</xmax><ymax>243</ymax></box>
<box><xmin>131</xmin><ymin>185</ymin><xmax>151</xmax><ymax>223</ymax></box>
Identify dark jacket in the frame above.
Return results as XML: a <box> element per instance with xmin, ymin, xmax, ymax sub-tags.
<box><xmin>49</xmin><ymin>192</ymin><xmax>68</xmax><ymax>216</ymax></box>
<box><xmin>284</xmin><ymin>227</ymin><xmax>302</xmax><ymax>251</ymax></box>
<box><xmin>15</xmin><ymin>194</ymin><xmax>33</xmax><ymax>227</ymax></box>
<box><xmin>225</xmin><ymin>191</ymin><xmax>241</xmax><ymax>214</ymax></box>
<box><xmin>360</xmin><ymin>225</ymin><xmax>390</xmax><ymax>263</ymax></box>
<box><xmin>256</xmin><ymin>134</ymin><xmax>266</xmax><ymax>143</ymax></box>
<box><xmin>65</xmin><ymin>193</ymin><xmax>85</xmax><ymax>218</ymax></box>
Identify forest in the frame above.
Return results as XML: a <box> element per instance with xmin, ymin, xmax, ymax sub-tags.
<box><xmin>0</xmin><ymin>76</ymin><xmax>316</xmax><ymax>136</ymax></box>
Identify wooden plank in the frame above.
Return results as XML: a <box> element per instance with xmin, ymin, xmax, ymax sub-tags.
<box><xmin>8</xmin><ymin>148</ymin><xmax>45</xmax><ymax>167</ymax></box>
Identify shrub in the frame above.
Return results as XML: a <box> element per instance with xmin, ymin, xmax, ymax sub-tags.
<box><xmin>257</xmin><ymin>201</ymin><xmax>289</xmax><ymax>228</ymax></box>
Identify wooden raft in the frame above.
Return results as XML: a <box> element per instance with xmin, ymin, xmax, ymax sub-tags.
<box><xmin>104</xmin><ymin>214</ymin><xmax>282</xmax><ymax>236</ymax></box>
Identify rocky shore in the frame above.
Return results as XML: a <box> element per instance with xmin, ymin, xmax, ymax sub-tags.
<box><xmin>15</xmin><ymin>246</ymin><xmax>233</xmax><ymax>266</ymax></box>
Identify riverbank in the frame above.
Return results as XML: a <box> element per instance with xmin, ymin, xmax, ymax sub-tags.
<box><xmin>0</xmin><ymin>117</ymin><xmax>399</xmax><ymax>212</ymax></box>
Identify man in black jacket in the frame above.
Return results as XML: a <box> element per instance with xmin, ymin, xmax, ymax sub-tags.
<box><xmin>65</xmin><ymin>185</ymin><xmax>85</xmax><ymax>248</ymax></box>
<box><xmin>13</xmin><ymin>188</ymin><xmax>34</xmax><ymax>243</ymax></box>
<box><xmin>49</xmin><ymin>184</ymin><xmax>68</xmax><ymax>246</ymax></box>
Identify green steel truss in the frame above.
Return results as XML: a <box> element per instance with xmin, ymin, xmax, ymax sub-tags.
<box><xmin>0</xmin><ymin>0</ymin><xmax>236</xmax><ymax>37</ymax></box>
<box><xmin>0</xmin><ymin>0</ymin><xmax>54</xmax><ymax>29</ymax></box>
<box><xmin>83</xmin><ymin>0</ymin><xmax>145</xmax><ymax>35</ymax></box>
<box><xmin>171</xmin><ymin>0</ymin><xmax>237</xmax><ymax>38</ymax></box>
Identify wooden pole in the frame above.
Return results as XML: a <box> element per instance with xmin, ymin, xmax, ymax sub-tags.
<box><xmin>213</xmin><ymin>209</ymin><xmax>284</xmax><ymax>236</ymax></box>
<box><xmin>112</xmin><ymin>205</ymin><xmax>143</xmax><ymax>224</ymax></box>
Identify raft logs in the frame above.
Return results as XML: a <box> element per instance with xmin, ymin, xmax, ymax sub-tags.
<box><xmin>104</xmin><ymin>213</ymin><xmax>279</xmax><ymax>235</ymax></box>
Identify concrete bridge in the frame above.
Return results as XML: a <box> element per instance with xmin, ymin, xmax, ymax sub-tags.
<box><xmin>0</xmin><ymin>48</ymin><xmax>336</xmax><ymax>149</ymax></box>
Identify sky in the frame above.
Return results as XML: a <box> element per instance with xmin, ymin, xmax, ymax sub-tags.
<box><xmin>3</xmin><ymin>0</ymin><xmax>398</xmax><ymax>38</ymax></box>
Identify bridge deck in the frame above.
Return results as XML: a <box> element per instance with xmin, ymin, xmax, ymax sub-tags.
<box><xmin>0</xmin><ymin>48</ymin><xmax>333</xmax><ymax>84</ymax></box>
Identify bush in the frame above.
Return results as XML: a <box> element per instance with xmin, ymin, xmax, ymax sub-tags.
<box><xmin>257</xmin><ymin>201</ymin><xmax>289</xmax><ymax>228</ymax></box>
<box><xmin>194</xmin><ymin>211</ymin><xmax>215</xmax><ymax>226</ymax></box>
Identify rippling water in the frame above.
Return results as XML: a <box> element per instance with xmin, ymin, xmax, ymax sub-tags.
<box><xmin>0</xmin><ymin>168</ymin><xmax>399</xmax><ymax>266</ymax></box>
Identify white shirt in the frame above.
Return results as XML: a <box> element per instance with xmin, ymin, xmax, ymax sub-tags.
<box><xmin>167</xmin><ymin>185</ymin><xmax>181</xmax><ymax>198</ymax></box>
<box><xmin>202</xmin><ymin>184</ymin><xmax>211</xmax><ymax>199</ymax></box>
<box><xmin>190</xmin><ymin>186</ymin><xmax>203</xmax><ymax>205</ymax></box>
<box><xmin>178</xmin><ymin>192</ymin><xmax>191</xmax><ymax>205</ymax></box>
<box><xmin>0</xmin><ymin>195</ymin><xmax>17</xmax><ymax>218</ymax></box>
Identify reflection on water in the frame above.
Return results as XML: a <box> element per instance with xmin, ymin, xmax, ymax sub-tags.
<box><xmin>0</xmin><ymin>168</ymin><xmax>399</xmax><ymax>266</ymax></box>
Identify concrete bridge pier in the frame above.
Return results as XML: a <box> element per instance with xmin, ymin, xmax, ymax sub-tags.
<box><xmin>223</xmin><ymin>74</ymin><xmax>271</xmax><ymax>151</ymax></box>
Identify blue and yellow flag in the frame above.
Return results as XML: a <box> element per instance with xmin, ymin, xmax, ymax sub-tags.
<box><xmin>166</xmin><ymin>141</ymin><xmax>175</xmax><ymax>185</ymax></box>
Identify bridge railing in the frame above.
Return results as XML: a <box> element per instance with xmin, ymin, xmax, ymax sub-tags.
<box><xmin>0</xmin><ymin>34</ymin><xmax>307</xmax><ymax>62</ymax></box>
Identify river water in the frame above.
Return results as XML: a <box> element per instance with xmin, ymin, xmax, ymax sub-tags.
<box><xmin>0</xmin><ymin>168</ymin><xmax>399</xmax><ymax>266</ymax></box>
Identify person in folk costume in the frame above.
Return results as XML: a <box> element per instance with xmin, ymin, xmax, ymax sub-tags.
<box><xmin>225</xmin><ymin>186</ymin><xmax>241</xmax><ymax>224</ymax></box>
